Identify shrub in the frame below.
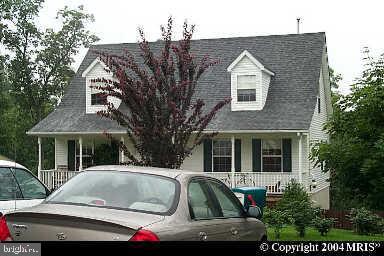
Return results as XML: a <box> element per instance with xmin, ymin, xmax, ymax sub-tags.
<box><xmin>349</xmin><ymin>208</ymin><xmax>384</xmax><ymax>235</ymax></box>
<box><xmin>312</xmin><ymin>216</ymin><xmax>335</xmax><ymax>236</ymax></box>
<box><xmin>263</xmin><ymin>208</ymin><xmax>290</xmax><ymax>239</ymax></box>
<box><xmin>277</xmin><ymin>180</ymin><xmax>316</xmax><ymax>237</ymax></box>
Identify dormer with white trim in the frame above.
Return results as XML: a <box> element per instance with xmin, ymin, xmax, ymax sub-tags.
<box><xmin>227</xmin><ymin>50</ymin><xmax>274</xmax><ymax>111</ymax></box>
<box><xmin>82</xmin><ymin>59</ymin><xmax>121</xmax><ymax>114</ymax></box>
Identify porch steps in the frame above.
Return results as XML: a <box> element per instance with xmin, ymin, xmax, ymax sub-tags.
<box><xmin>266</xmin><ymin>194</ymin><xmax>282</xmax><ymax>208</ymax></box>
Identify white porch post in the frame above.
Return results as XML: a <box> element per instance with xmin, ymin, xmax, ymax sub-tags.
<box><xmin>54</xmin><ymin>138</ymin><xmax>57</xmax><ymax>170</ymax></box>
<box><xmin>38</xmin><ymin>137</ymin><xmax>42</xmax><ymax>179</ymax></box>
<box><xmin>298</xmin><ymin>133</ymin><xmax>303</xmax><ymax>184</ymax></box>
<box><xmin>79</xmin><ymin>137</ymin><xmax>83</xmax><ymax>171</ymax></box>
<box><xmin>120</xmin><ymin>136</ymin><xmax>125</xmax><ymax>163</ymax></box>
<box><xmin>231</xmin><ymin>136</ymin><xmax>235</xmax><ymax>188</ymax></box>
<box><xmin>92</xmin><ymin>140</ymin><xmax>95</xmax><ymax>166</ymax></box>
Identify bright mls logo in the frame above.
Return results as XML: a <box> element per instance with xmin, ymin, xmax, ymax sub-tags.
<box><xmin>56</xmin><ymin>232</ymin><xmax>67</xmax><ymax>241</ymax></box>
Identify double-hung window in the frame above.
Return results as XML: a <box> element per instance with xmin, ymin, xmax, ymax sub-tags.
<box><xmin>237</xmin><ymin>75</ymin><xmax>256</xmax><ymax>102</ymax></box>
<box><xmin>262</xmin><ymin>139</ymin><xmax>282</xmax><ymax>172</ymax></box>
<box><xmin>91</xmin><ymin>92</ymin><xmax>107</xmax><ymax>105</ymax></box>
<box><xmin>212</xmin><ymin>140</ymin><xmax>232</xmax><ymax>172</ymax></box>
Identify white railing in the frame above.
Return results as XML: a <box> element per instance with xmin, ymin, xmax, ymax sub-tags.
<box><xmin>40</xmin><ymin>170</ymin><xmax>79</xmax><ymax>190</ymax></box>
<box><xmin>39</xmin><ymin>169</ymin><xmax>298</xmax><ymax>194</ymax></box>
<box><xmin>205</xmin><ymin>172</ymin><xmax>299</xmax><ymax>194</ymax></box>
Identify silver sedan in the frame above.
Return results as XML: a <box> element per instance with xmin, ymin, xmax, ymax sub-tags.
<box><xmin>1</xmin><ymin>166</ymin><xmax>267</xmax><ymax>241</ymax></box>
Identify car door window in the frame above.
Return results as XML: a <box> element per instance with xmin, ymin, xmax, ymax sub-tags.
<box><xmin>0</xmin><ymin>167</ymin><xmax>22</xmax><ymax>200</ymax></box>
<box><xmin>208</xmin><ymin>180</ymin><xmax>244</xmax><ymax>218</ymax></box>
<box><xmin>11</xmin><ymin>168</ymin><xmax>47</xmax><ymax>199</ymax></box>
<box><xmin>188</xmin><ymin>180</ymin><xmax>221</xmax><ymax>219</ymax></box>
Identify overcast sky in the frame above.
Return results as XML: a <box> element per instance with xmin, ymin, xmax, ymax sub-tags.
<box><xmin>39</xmin><ymin>0</ymin><xmax>383</xmax><ymax>94</ymax></box>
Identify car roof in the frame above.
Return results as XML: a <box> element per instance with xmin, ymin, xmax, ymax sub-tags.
<box><xmin>0</xmin><ymin>160</ymin><xmax>27</xmax><ymax>170</ymax></box>
<box><xmin>85</xmin><ymin>165</ymin><xmax>206</xmax><ymax>179</ymax></box>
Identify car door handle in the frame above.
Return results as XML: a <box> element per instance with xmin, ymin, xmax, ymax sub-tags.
<box><xmin>199</xmin><ymin>231</ymin><xmax>208</xmax><ymax>241</ymax></box>
<box><xmin>230</xmin><ymin>227</ymin><xmax>238</xmax><ymax>235</ymax></box>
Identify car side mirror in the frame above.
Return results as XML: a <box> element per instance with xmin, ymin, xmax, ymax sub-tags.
<box><xmin>247</xmin><ymin>205</ymin><xmax>262</xmax><ymax>219</ymax></box>
<box><xmin>46</xmin><ymin>188</ymin><xmax>54</xmax><ymax>197</ymax></box>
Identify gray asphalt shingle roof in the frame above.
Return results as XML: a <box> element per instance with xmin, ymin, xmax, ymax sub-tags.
<box><xmin>28</xmin><ymin>32</ymin><xmax>326</xmax><ymax>134</ymax></box>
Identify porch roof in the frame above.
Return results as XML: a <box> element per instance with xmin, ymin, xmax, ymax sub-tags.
<box><xmin>28</xmin><ymin>32</ymin><xmax>325</xmax><ymax>135</ymax></box>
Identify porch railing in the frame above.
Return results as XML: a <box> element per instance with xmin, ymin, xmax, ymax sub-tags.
<box><xmin>40</xmin><ymin>169</ymin><xmax>298</xmax><ymax>194</ymax></box>
<box><xmin>40</xmin><ymin>170</ymin><xmax>79</xmax><ymax>190</ymax></box>
<box><xmin>204</xmin><ymin>172</ymin><xmax>299</xmax><ymax>194</ymax></box>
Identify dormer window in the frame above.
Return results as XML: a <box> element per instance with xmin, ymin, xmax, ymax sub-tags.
<box><xmin>82</xmin><ymin>58</ymin><xmax>121</xmax><ymax>114</ymax></box>
<box><xmin>237</xmin><ymin>75</ymin><xmax>257</xmax><ymax>102</ymax></box>
<box><xmin>91</xmin><ymin>92</ymin><xmax>107</xmax><ymax>105</ymax></box>
<box><xmin>227</xmin><ymin>50</ymin><xmax>274</xmax><ymax>111</ymax></box>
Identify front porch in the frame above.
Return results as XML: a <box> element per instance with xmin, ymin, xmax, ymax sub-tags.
<box><xmin>36</xmin><ymin>131</ymin><xmax>308</xmax><ymax>194</ymax></box>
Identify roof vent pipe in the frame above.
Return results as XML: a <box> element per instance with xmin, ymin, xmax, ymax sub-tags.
<box><xmin>297</xmin><ymin>17</ymin><xmax>301</xmax><ymax>34</ymax></box>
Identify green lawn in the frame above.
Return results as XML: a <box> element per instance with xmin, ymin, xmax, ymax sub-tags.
<box><xmin>268</xmin><ymin>226</ymin><xmax>384</xmax><ymax>241</ymax></box>
<box><xmin>0</xmin><ymin>154</ymin><xmax>9</xmax><ymax>160</ymax></box>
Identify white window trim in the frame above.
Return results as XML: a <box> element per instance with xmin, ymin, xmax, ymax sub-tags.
<box><xmin>82</xmin><ymin>59</ymin><xmax>110</xmax><ymax>78</ymax></box>
<box><xmin>261</xmin><ymin>138</ymin><xmax>283</xmax><ymax>173</ymax></box>
<box><xmin>236</xmin><ymin>74</ymin><xmax>257</xmax><ymax>103</ymax></box>
<box><xmin>233</xmin><ymin>72</ymin><xmax>262</xmax><ymax>105</ymax></box>
<box><xmin>83</xmin><ymin>58</ymin><xmax>121</xmax><ymax>114</ymax></box>
<box><xmin>212</xmin><ymin>139</ymin><xmax>232</xmax><ymax>172</ymax></box>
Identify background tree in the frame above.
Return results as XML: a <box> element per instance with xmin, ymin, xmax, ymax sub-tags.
<box><xmin>94</xmin><ymin>18</ymin><xmax>230</xmax><ymax>168</ymax></box>
<box><xmin>0</xmin><ymin>0</ymin><xmax>98</xmax><ymax>172</ymax></box>
<box><xmin>329</xmin><ymin>67</ymin><xmax>343</xmax><ymax>105</ymax></box>
<box><xmin>311</xmin><ymin>51</ymin><xmax>384</xmax><ymax>210</ymax></box>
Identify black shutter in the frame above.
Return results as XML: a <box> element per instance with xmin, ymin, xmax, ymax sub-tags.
<box><xmin>67</xmin><ymin>140</ymin><xmax>76</xmax><ymax>171</ymax></box>
<box><xmin>203</xmin><ymin>139</ymin><xmax>212</xmax><ymax>172</ymax></box>
<box><xmin>282</xmin><ymin>138</ymin><xmax>292</xmax><ymax>172</ymax></box>
<box><xmin>111</xmin><ymin>141</ymin><xmax>119</xmax><ymax>164</ymax></box>
<box><xmin>234</xmin><ymin>139</ymin><xmax>241</xmax><ymax>172</ymax></box>
<box><xmin>252</xmin><ymin>139</ymin><xmax>261</xmax><ymax>172</ymax></box>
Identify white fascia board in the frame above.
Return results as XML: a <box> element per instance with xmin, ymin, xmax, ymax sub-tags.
<box><xmin>226</xmin><ymin>50</ymin><xmax>274</xmax><ymax>76</ymax></box>
<box><xmin>26</xmin><ymin>131</ymin><xmax>127</xmax><ymax>136</ymax></box>
<box><xmin>201</xmin><ymin>129</ymin><xmax>309</xmax><ymax>134</ymax></box>
<box><xmin>82</xmin><ymin>58</ymin><xmax>110</xmax><ymax>78</ymax></box>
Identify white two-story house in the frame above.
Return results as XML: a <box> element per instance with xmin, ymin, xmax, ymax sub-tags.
<box><xmin>28</xmin><ymin>32</ymin><xmax>332</xmax><ymax>209</ymax></box>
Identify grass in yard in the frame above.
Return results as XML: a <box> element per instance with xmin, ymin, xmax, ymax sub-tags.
<box><xmin>268</xmin><ymin>226</ymin><xmax>384</xmax><ymax>241</ymax></box>
<box><xmin>0</xmin><ymin>154</ymin><xmax>10</xmax><ymax>160</ymax></box>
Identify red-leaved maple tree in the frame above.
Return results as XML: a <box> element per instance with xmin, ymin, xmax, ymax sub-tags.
<box><xmin>92</xmin><ymin>17</ymin><xmax>230</xmax><ymax>168</ymax></box>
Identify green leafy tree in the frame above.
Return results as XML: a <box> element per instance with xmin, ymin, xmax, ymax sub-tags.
<box><xmin>0</xmin><ymin>0</ymin><xmax>98</xmax><ymax>171</ymax></box>
<box><xmin>349</xmin><ymin>207</ymin><xmax>384</xmax><ymax>235</ymax></box>
<box><xmin>312</xmin><ymin>216</ymin><xmax>335</xmax><ymax>236</ymax></box>
<box><xmin>329</xmin><ymin>67</ymin><xmax>343</xmax><ymax>105</ymax></box>
<box><xmin>277</xmin><ymin>180</ymin><xmax>316</xmax><ymax>237</ymax></box>
<box><xmin>311</xmin><ymin>51</ymin><xmax>384</xmax><ymax>210</ymax></box>
<box><xmin>263</xmin><ymin>208</ymin><xmax>290</xmax><ymax>239</ymax></box>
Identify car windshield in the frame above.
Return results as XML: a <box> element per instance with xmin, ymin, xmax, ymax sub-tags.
<box><xmin>45</xmin><ymin>171</ymin><xmax>178</xmax><ymax>215</ymax></box>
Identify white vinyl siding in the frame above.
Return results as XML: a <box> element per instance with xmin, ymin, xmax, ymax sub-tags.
<box><xmin>84</xmin><ymin>59</ymin><xmax>121</xmax><ymax>114</ymax></box>
<box><xmin>262</xmin><ymin>72</ymin><xmax>271</xmax><ymax>108</ymax></box>
<box><xmin>229</xmin><ymin>53</ymin><xmax>272</xmax><ymax>111</ymax></box>
<box><xmin>309</xmin><ymin>50</ymin><xmax>332</xmax><ymax>193</ymax></box>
